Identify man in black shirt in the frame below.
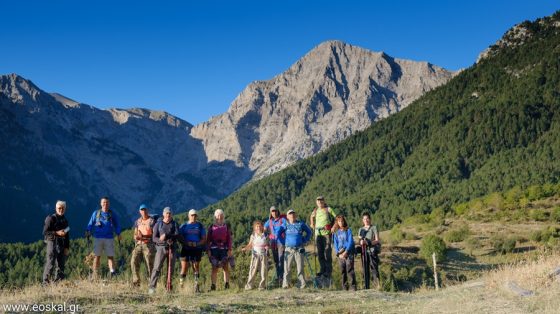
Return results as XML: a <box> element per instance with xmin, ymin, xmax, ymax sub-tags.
<box><xmin>42</xmin><ymin>200</ymin><xmax>70</xmax><ymax>285</ymax></box>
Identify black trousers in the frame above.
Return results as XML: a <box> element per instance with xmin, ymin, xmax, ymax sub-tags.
<box><xmin>42</xmin><ymin>240</ymin><xmax>66</xmax><ymax>284</ymax></box>
<box><xmin>366</xmin><ymin>249</ymin><xmax>380</xmax><ymax>286</ymax></box>
<box><xmin>337</xmin><ymin>254</ymin><xmax>357</xmax><ymax>289</ymax></box>
<box><xmin>316</xmin><ymin>235</ymin><xmax>332</xmax><ymax>277</ymax></box>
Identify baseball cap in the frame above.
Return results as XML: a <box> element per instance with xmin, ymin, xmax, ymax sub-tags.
<box><xmin>163</xmin><ymin>207</ymin><xmax>172</xmax><ymax>214</ymax></box>
<box><xmin>287</xmin><ymin>209</ymin><xmax>295</xmax><ymax>214</ymax></box>
<box><xmin>138</xmin><ymin>204</ymin><xmax>149</xmax><ymax>211</ymax></box>
<box><xmin>188</xmin><ymin>209</ymin><xmax>198</xmax><ymax>216</ymax></box>
<box><xmin>270</xmin><ymin>206</ymin><xmax>278</xmax><ymax>212</ymax></box>
<box><xmin>316</xmin><ymin>196</ymin><xmax>325</xmax><ymax>201</ymax></box>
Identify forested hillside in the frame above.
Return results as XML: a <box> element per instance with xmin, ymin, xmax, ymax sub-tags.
<box><xmin>196</xmin><ymin>12</ymin><xmax>560</xmax><ymax>240</ymax></box>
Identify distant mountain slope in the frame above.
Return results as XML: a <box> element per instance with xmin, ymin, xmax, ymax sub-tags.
<box><xmin>192</xmin><ymin>40</ymin><xmax>453</xmax><ymax>179</ymax></box>
<box><xmin>0</xmin><ymin>74</ymin><xmax>249</xmax><ymax>242</ymax></box>
<box><xmin>1</xmin><ymin>40</ymin><xmax>452</xmax><ymax>242</ymax></box>
<box><xmin>202</xmin><ymin>11</ymin><xmax>560</xmax><ymax>235</ymax></box>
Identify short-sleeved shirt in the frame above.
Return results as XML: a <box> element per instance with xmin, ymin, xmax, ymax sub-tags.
<box><xmin>359</xmin><ymin>225</ymin><xmax>378</xmax><ymax>243</ymax></box>
<box><xmin>179</xmin><ymin>222</ymin><xmax>206</xmax><ymax>247</ymax></box>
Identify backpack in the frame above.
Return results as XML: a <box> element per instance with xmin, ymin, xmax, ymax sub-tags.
<box><xmin>95</xmin><ymin>209</ymin><xmax>114</xmax><ymax>226</ymax></box>
<box><xmin>267</xmin><ymin>215</ymin><xmax>287</xmax><ymax>240</ymax></box>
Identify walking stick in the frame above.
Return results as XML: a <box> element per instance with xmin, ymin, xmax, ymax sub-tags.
<box><xmin>166</xmin><ymin>244</ymin><xmax>173</xmax><ymax>292</ymax></box>
<box><xmin>361</xmin><ymin>241</ymin><xmax>370</xmax><ymax>289</ymax></box>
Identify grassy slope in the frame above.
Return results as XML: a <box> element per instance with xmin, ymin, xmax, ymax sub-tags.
<box><xmin>1</xmin><ymin>252</ymin><xmax>559</xmax><ymax>313</ymax></box>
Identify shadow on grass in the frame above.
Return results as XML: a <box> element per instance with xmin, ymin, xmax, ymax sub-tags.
<box><xmin>443</xmin><ymin>248</ymin><xmax>496</xmax><ymax>273</ymax></box>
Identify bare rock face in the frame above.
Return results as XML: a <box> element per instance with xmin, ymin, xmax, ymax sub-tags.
<box><xmin>192</xmin><ymin>41</ymin><xmax>454</xmax><ymax>179</ymax></box>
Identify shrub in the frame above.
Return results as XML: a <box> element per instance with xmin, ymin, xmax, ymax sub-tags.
<box><xmin>491</xmin><ymin>235</ymin><xmax>516</xmax><ymax>254</ymax></box>
<box><xmin>529</xmin><ymin>230</ymin><xmax>542</xmax><ymax>242</ymax></box>
<box><xmin>550</xmin><ymin>207</ymin><xmax>560</xmax><ymax>222</ymax></box>
<box><xmin>420</xmin><ymin>235</ymin><xmax>447</xmax><ymax>265</ymax></box>
<box><xmin>444</xmin><ymin>225</ymin><xmax>471</xmax><ymax>243</ymax></box>
<box><xmin>465</xmin><ymin>236</ymin><xmax>481</xmax><ymax>256</ymax></box>
<box><xmin>388</xmin><ymin>226</ymin><xmax>404</xmax><ymax>245</ymax></box>
<box><xmin>529</xmin><ymin>209</ymin><xmax>548</xmax><ymax>221</ymax></box>
<box><xmin>405</xmin><ymin>232</ymin><xmax>418</xmax><ymax>240</ymax></box>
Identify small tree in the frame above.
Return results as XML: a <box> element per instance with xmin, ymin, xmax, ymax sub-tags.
<box><xmin>420</xmin><ymin>235</ymin><xmax>447</xmax><ymax>266</ymax></box>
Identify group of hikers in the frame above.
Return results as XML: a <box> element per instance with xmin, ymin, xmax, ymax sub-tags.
<box><xmin>42</xmin><ymin>196</ymin><xmax>381</xmax><ymax>293</ymax></box>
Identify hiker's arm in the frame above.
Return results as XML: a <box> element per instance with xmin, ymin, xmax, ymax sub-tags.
<box><xmin>344</xmin><ymin>229</ymin><xmax>354</xmax><ymax>253</ymax></box>
<box><xmin>200</xmin><ymin>228</ymin><xmax>207</xmax><ymax>246</ymax></box>
<box><xmin>227</xmin><ymin>225</ymin><xmax>233</xmax><ymax>256</ymax></box>
<box><xmin>275</xmin><ymin>225</ymin><xmax>285</xmax><ymax>240</ymax></box>
<box><xmin>43</xmin><ymin>216</ymin><xmax>54</xmax><ymax>238</ymax></box>
<box><xmin>152</xmin><ymin>222</ymin><xmax>162</xmax><ymax>244</ymax></box>
<box><xmin>113</xmin><ymin>212</ymin><xmax>122</xmax><ymax>236</ymax></box>
<box><xmin>63</xmin><ymin>221</ymin><xmax>70</xmax><ymax>249</ymax></box>
<box><xmin>309</xmin><ymin>209</ymin><xmax>316</xmax><ymax>229</ymax></box>
<box><xmin>333</xmin><ymin>233</ymin><xmax>340</xmax><ymax>253</ymax></box>
<box><xmin>241</xmin><ymin>238</ymin><xmax>253</xmax><ymax>252</ymax></box>
<box><xmin>85</xmin><ymin>211</ymin><xmax>95</xmax><ymax>235</ymax></box>
<box><xmin>302</xmin><ymin>223</ymin><xmax>312</xmax><ymax>244</ymax></box>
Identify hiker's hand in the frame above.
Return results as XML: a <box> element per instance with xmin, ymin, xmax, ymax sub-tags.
<box><xmin>64</xmin><ymin>248</ymin><xmax>69</xmax><ymax>256</ymax></box>
<box><xmin>117</xmin><ymin>234</ymin><xmax>122</xmax><ymax>242</ymax></box>
<box><xmin>227</xmin><ymin>249</ymin><xmax>232</xmax><ymax>257</ymax></box>
<box><xmin>160</xmin><ymin>234</ymin><xmax>166</xmax><ymax>241</ymax></box>
<box><xmin>135</xmin><ymin>234</ymin><xmax>142</xmax><ymax>241</ymax></box>
<box><xmin>360</xmin><ymin>239</ymin><xmax>365</xmax><ymax>246</ymax></box>
<box><xmin>56</xmin><ymin>230</ymin><xmax>66</xmax><ymax>237</ymax></box>
<box><xmin>342</xmin><ymin>251</ymin><xmax>348</xmax><ymax>258</ymax></box>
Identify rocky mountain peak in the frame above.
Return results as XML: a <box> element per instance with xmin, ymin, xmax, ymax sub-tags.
<box><xmin>477</xmin><ymin>11</ymin><xmax>560</xmax><ymax>63</ymax></box>
<box><xmin>191</xmin><ymin>40</ymin><xmax>454</xmax><ymax>178</ymax></box>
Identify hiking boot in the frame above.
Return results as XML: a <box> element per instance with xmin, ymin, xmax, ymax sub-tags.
<box><xmin>179</xmin><ymin>277</ymin><xmax>184</xmax><ymax>288</ymax></box>
<box><xmin>110</xmin><ymin>270</ymin><xmax>118</xmax><ymax>279</ymax></box>
<box><xmin>195</xmin><ymin>283</ymin><xmax>201</xmax><ymax>293</ymax></box>
<box><xmin>132</xmin><ymin>281</ymin><xmax>140</xmax><ymax>287</ymax></box>
<box><xmin>210</xmin><ymin>283</ymin><xmax>216</xmax><ymax>291</ymax></box>
<box><xmin>148</xmin><ymin>288</ymin><xmax>155</xmax><ymax>295</ymax></box>
<box><xmin>350</xmin><ymin>286</ymin><xmax>357</xmax><ymax>291</ymax></box>
<box><xmin>224</xmin><ymin>282</ymin><xmax>230</xmax><ymax>290</ymax></box>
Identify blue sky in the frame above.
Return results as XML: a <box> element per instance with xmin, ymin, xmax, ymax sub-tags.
<box><xmin>1</xmin><ymin>1</ymin><xmax>557</xmax><ymax>124</ymax></box>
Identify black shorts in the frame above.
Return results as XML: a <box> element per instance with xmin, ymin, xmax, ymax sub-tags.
<box><xmin>180</xmin><ymin>247</ymin><xmax>203</xmax><ymax>262</ymax></box>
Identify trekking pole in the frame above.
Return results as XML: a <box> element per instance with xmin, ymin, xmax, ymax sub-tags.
<box><xmin>166</xmin><ymin>244</ymin><xmax>173</xmax><ymax>292</ymax></box>
<box><xmin>361</xmin><ymin>240</ymin><xmax>369</xmax><ymax>289</ymax></box>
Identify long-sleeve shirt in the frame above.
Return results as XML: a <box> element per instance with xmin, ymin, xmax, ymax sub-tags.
<box><xmin>207</xmin><ymin>223</ymin><xmax>232</xmax><ymax>250</ymax></box>
<box><xmin>264</xmin><ymin>216</ymin><xmax>286</xmax><ymax>245</ymax></box>
<box><xmin>43</xmin><ymin>214</ymin><xmax>69</xmax><ymax>249</ymax></box>
<box><xmin>152</xmin><ymin>219</ymin><xmax>179</xmax><ymax>246</ymax></box>
<box><xmin>85</xmin><ymin>209</ymin><xmax>121</xmax><ymax>239</ymax></box>
<box><xmin>333</xmin><ymin>228</ymin><xmax>355</xmax><ymax>254</ymax></box>
<box><xmin>276</xmin><ymin>220</ymin><xmax>312</xmax><ymax>248</ymax></box>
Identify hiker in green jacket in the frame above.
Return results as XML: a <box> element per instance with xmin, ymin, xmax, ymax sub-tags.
<box><xmin>309</xmin><ymin>196</ymin><xmax>336</xmax><ymax>287</ymax></box>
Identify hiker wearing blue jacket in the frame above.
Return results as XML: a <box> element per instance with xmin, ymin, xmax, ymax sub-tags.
<box><xmin>332</xmin><ymin>214</ymin><xmax>357</xmax><ymax>291</ymax></box>
<box><xmin>264</xmin><ymin>206</ymin><xmax>286</xmax><ymax>285</ymax></box>
<box><xmin>276</xmin><ymin>209</ymin><xmax>312</xmax><ymax>289</ymax></box>
<box><xmin>85</xmin><ymin>196</ymin><xmax>122</xmax><ymax>279</ymax></box>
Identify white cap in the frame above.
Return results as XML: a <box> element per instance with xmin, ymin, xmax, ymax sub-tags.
<box><xmin>287</xmin><ymin>209</ymin><xmax>295</xmax><ymax>215</ymax></box>
<box><xmin>188</xmin><ymin>209</ymin><xmax>198</xmax><ymax>216</ymax></box>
